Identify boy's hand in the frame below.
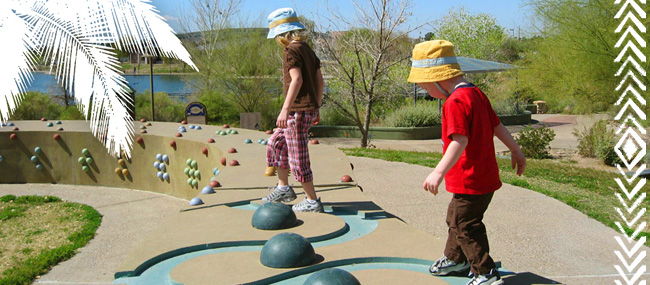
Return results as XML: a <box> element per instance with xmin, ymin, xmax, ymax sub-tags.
<box><xmin>312</xmin><ymin>114</ymin><xmax>320</xmax><ymax>126</ymax></box>
<box><xmin>423</xmin><ymin>170</ymin><xmax>444</xmax><ymax>195</ymax></box>
<box><xmin>511</xmin><ymin>149</ymin><xmax>526</xmax><ymax>176</ymax></box>
<box><xmin>276</xmin><ymin>110</ymin><xmax>289</xmax><ymax>128</ymax></box>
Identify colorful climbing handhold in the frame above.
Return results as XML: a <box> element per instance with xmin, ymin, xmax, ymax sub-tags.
<box><xmin>136</xmin><ymin>137</ymin><xmax>144</xmax><ymax>144</ymax></box>
<box><xmin>140</xmin><ymin>125</ymin><xmax>146</xmax><ymax>129</ymax></box>
<box><xmin>220</xmin><ymin>157</ymin><xmax>227</xmax><ymax>166</ymax></box>
<box><xmin>0</xmin><ymin>155</ymin><xmax>3</xmax><ymax>162</ymax></box>
<box><xmin>9</xmin><ymin>133</ymin><xmax>17</xmax><ymax>140</ymax></box>
<box><xmin>154</xmin><ymin>161</ymin><xmax>161</xmax><ymax>169</ymax></box>
<box><xmin>202</xmin><ymin>147</ymin><xmax>208</xmax><ymax>155</ymax></box>
<box><xmin>159</xmin><ymin>164</ymin><xmax>166</xmax><ymax>172</ymax></box>
<box><xmin>156</xmin><ymin>154</ymin><xmax>163</xmax><ymax>161</ymax></box>
<box><xmin>140</xmin><ymin>130</ymin><xmax>147</xmax><ymax>134</ymax></box>
<box><xmin>228</xmin><ymin>148</ymin><xmax>237</xmax><ymax>153</ymax></box>
<box><xmin>169</xmin><ymin>140</ymin><xmax>176</xmax><ymax>148</ymax></box>
<box><xmin>46</xmin><ymin>122</ymin><xmax>53</xmax><ymax>127</ymax></box>
<box><xmin>187</xmin><ymin>178</ymin><xmax>193</xmax><ymax>185</ymax></box>
<box><xmin>57</xmin><ymin>127</ymin><xmax>64</xmax><ymax>131</ymax></box>
<box><xmin>82</xmin><ymin>165</ymin><xmax>90</xmax><ymax>172</ymax></box>
<box><xmin>162</xmin><ymin>154</ymin><xmax>169</xmax><ymax>163</ymax></box>
<box><xmin>118</xmin><ymin>159</ymin><xmax>126</xmax><ymax>166</ymax></box>
<box><xmin>189</xmin><ymin>125</ymin><xmax>196</xmax><ymax>129</ymax></box>
<box><xmin>189</xmin><ymin>197</ymin><xmax>203</xmax><ymax>206</ymax></box>
<box><xmin>341</xmin><ymin>175</ymin><xmax>353</xmax><ymax>182</ymax></box>
<box><xmin>114</xmin><ymin>168</ymin><xmax>122</xmax><ymax>175</ymax></box>
<box><xmin>163</xmin><ymin>173</ymin><xmax>169</xmax><ymax>181</ymax></box>
<box><xmin>55</xmin><ymin>120</ymin><xmax>62</xmax><ymax>124</ymax></box>
<box><xmin>34</xmin><ymin>147</ymin><xmax>42</xmax><ymax>154</ymax></box>
<box><xmin>176</xmin><ymin>133</ymin><xmax>182</xmax><ymax>137</ymax></box>
<box><xmin>36</xmin><ymin>164</ymin><xmax>43</xmax><ymax>170</ymax></box>
<box><xmin>140</xmin><ymin>118</ymin><xmax>147</xmax><ymax>122</ymax></box>
<box><xmin>31</xmin><ymin>156</ymin><xmax>38</xmax><ymax>163</ymax></box>
<box><xmin>82</xmin><ymin>148</ymin><xmax>90</xmax><ymax>156</ymax></box>
<box><xmin>191</xmin><ymin>179</ymin><xmax>198</xmax><ymax>187</ymax></box>
<box><xmin>181</xmin><ymin>120</ymin><xmax>187</xmax><ymax>125</ymax></box>
<box><xmin>191</xmin><ymin>160</ymin><xmax>197</xmax><ymax>168</ymax></box>
<box><xmin>223</xmin><ymin>124</ymin><xmax>230</xmax><ymax>128</ymax></box>
<box><xmin>78</xmin><ymin>157</ymin><xmax>85</xmax><ymax>164</ymax></box>
<box><xmin>189</xmin><ymin>169</ymin><xmax>195</xmax><ymax>177</ymax></box>
<box><xmin>229</xmin><ymin>160</ymin><xmax>240</xmax><ymax>166</ymax></box>
<box><xmin>202</xmin><ymin>186</ymin><xmax>215</xmax><ymax>194</ymax></box>
<box><xmin>266</xmin><ymin>130</ymin><xmax>273</xmax><ymax>134</ymax></box>
<box><xmin>207</xmin><ymin>138</ymin><xmax>215</xmax><ymax>143</ymax></box>
<box><xmin>41</xmin><ymin>118</ymin><xmax>47</xmax><ymax>121</ymax></box>
<box><xmin>194</xmin><ymin>170</ymin><xmax>200</xmax><ymax>178</ymax></box>
<box><xmin>86</xmin><ymin>157</ymin><xmax>93</xmax><ymax>164</ymax></box>
<box><xmin>145</xmin><ymin>122</ymin><xmax>152</xmax><ymax>126</ymax></box>
<box><xmin>186</xmin><ymin>158</ymin><xmax>192</xmax><ymax>166</ymax></box>
<box><xmin>122</xmin><ymin>169</ymin><xmax>130</xmax><ymax>176</ymax></box>
<box><xmin>12</xmin><ymin>127</ymin><xmax>19</xmax><ymax>131</ymax></box>
<box><xmin>184</xmin><ymin>167</ymin><xmax>190</xmax><ymax>175</ymax></box>
<box><xmin>157</xmin><ymin>171</ymin><xmax>164</xmax><ymax>179</ymax></box>
<box><xmin>53</xmin><ymin>134</ymin><xmax>61</xmax><ymax>141</ymax></box>
<box><xmin>195</xmin><ymin>126</ymin><xmax>202</xmax><ymax>130</ymax></box>
<box><xmin>244</xmin><ymin>139</ymin><xmax>252</xmax><ymax>144</ymax></box>
<box><xmin>310</xmin><ymin>139</ymin><xmax>319</xmax><ymax>145</ymax></box>
<box><xmin>210</xmin><ymin>180</ymin><xmax>221</xmax><ymax>187</ymax></box>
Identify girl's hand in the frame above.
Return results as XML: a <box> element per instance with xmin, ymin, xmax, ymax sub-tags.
<box><xmin>276</xmin><ymin>110</ymin><xmax>289</xmax><ymax>128</ymax></box>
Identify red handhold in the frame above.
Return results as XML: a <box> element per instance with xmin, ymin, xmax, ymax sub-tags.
<box><xmin>341</xmin><ymin>175</ymin><xmax>353</xmax><ymax>182</ymax></box>
<box><xmin>140</xmin><ymin>118</ymin><xmax>146</xmax><ymax>122</ymax></box>
<box><xmin>181</xmin><ymin>120</ymin><xmax>187</xmax><ymax>125</ymax></box>
<box><xmin>220</xmin><ymin>157</ymin><xmax>227</xmax><ymax>166</ymax></box>
<box><xmin>175</xmin><ymin>133</ymin><xmax>182</xmax><ymax>137</ymax></box>
<box><xmin>202</xmin><ymin>147</ymin><xmax>208</xmax><ymax>155</ymax></box>
<box><xmin>53</xmin><ymin>134</ymin><xmax>61</xmax><ymax>141</ymax></box>
<box><xmin>228</xmin><ymin>148</ymin><xmax>237</xmax><ymax>153</ymax></box>
<box><xmin>207</xmin><ymin>138</ymin><xmax>215</xmax><ymax>143</ymax></box>
<box><xmin>41</xmin><ymin>118</ymin><xmax>47</xmax><ymax>121</ymax></box>
<box><xmin>265</xmin><ymin>130</ymin><xmax>273</xmax><ymax>134</ymax></box>
<box><xmin>9</xmin><ymin>133</ymin><xmax>17</xmax><ymax>140</ymax></box>
<box><xmin>210</xmin><ymin>180</ymin><xmax>221</xmax><ymax>187</ymax></box>
<box><xmin>136</xmin><ymin>137</ymin><xmax>144</xmax><ymax>144</ymax></box>
<box><xmin>229</xmin><ymin>160</ymin><xmax>239</xmax><ymax>166</ymax></box>
<box><xmin>222</xmin><ymin>124</ymin><xmax>230</xmax><ymax>128</ymax></box>
<box><xmin>12</xmin><ymin>127</ymin><xmax>19</xmax><ymax>131</ymax></box>
<box><xmin>169</xmin><ymin>140</ymin><xmax>176</xmax><ymax>148</ymax></box>
<box><xmin>310</xmin><ymin>139</ymin><xmax>319</xmax><ymax>144</ymax></box>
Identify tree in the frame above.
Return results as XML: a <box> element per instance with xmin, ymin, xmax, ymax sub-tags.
<box><xmin>433</xmin><ymin>6</ymin><xmax>507</xmax><ymax>61</ymax></box>
<box><xmin>521</xmin><ymin>0</ymin><xmax>648</xmax><ymax>113</ymax></box>
<box><xmin>316</xmin><ymin>0</ymin><xmax>422</xmax><ymax>148</ymax></box>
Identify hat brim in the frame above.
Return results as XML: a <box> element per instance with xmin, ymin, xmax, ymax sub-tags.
<box><xmin>267</xmin><ymin>22</ymin><xmax>306</xmax><ymax>39</ymax></box>
<box><xmin>407</xmin><ymin>64</ymin><xmax>464</xmax><ymax>83</ymax></box>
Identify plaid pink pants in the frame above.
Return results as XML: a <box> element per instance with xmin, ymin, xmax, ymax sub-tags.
<box><xmin>266</xmin><ymin>110</ymin><xmax>318</xmax><ymax>183</ymax></box>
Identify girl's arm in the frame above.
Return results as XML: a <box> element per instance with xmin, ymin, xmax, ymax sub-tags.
<box><xmin>277</xmin><ymin>67</ymin><xmax>303</xmax><ymax>128</ymax></box>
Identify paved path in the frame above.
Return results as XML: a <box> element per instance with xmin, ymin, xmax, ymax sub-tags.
<box><xmin>1</xmin><ymin>113</ymin><xmax>645</xmax><ymax>284</ymax></box>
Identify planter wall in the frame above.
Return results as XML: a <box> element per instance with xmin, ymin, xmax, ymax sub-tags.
<box><xmin>311</xmin><ymin>112</ymin><xmax>531</xmax><ymax>140</ymax></box>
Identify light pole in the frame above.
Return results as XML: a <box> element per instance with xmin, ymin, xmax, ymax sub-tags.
<box><xmin>144</xmin><ymin>54</ymin><xmax>155</xmax><ymax>121</ymax></box>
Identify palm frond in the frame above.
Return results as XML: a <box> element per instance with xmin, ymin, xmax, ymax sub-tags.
<box><xmin>19</xmin><ymin>4</ymin><xmax>134</xmax><ymax>157</ymax></box>
<box><xmin>0</xmin><ymin>8</ymin><xmax>38</xmax><ymax>123</ymax></box>
<box><xmin>101</xmin><ymin>0</ymin><xmax>198</xmax><ymax>70</ymax></box>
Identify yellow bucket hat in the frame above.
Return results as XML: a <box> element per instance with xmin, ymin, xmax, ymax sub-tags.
<box><xmin>408</xmin><ymin>40</ymin><xmax>464</xmax><ymax>83</ymax></box>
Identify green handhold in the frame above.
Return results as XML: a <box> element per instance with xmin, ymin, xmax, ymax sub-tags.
<box><xmin>82</xmin><ymin>148</ymin><xmax>90</xmax><ymax>156</ymax></box>
<box><xmin>189</xmin><ymin>169</ymin><xmax>195</xmax><ymax>177</ymax></box>
<box><xmin>184</xmin><ymin>167</ymin><xmax>190</xmax><ymax>176</ymax></box>
<box><xmin>78</xmin><ymin>157</ymin><xmax>85</xmax><ymax>164</ymax></box>
<box><xmin>186</xmin><ymin>158</ymin><xmax>192</xmax><ymax>166</ymax></box>
<box><xmin>191</xmin><ymin>179</ymin><xmax>198</xmax><ymax>187</ymax></box>
<box><xmin>191</xmin><ymin>160</ymin><xmax>197</xmax><ymax>168</ymax></box>
<box><xmin>187</xmin><ymin>178</ymin><xmax>193</xmax><ymax>185</ymax></box>
<box><xmin>31</xmin><ymin>156</ymin><xmax>38</xmax><ymax>163</ymax></box>
<box><xmin>194</xmin><ymin>170</ymin><xmax>200</xmax><ymax>178</ymax></box>
<box><xmin>231</xmin><ymin>130</ymin><xmax>238</xmax><ymax>135</ymax></box>
<box><xmin>34</xmin><ymin>147</ymin><xmax>42</xmax><ymax>153</ymax></box>
<box><xmin>86</xmin><ymin>157</ymin><xmax>93</xmax><ymax>164</ymax></box>
<box><xmin>82</xmin><ymin>165</ymin><xmax>90</xmax><ymax>172</ymax></box>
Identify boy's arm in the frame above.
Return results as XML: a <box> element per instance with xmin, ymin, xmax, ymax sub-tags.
<box><xmin>423</xmin><ymin>134</ymin><xmax>468</xmax><ymax>195</ymax></box>
<box><xmin>494</xmin><ymin>123</ymin><xmax>526</xmax><ymax>176</ymax></box>
<box><xmin>277</xmin><ymin>67</ymin><xmax>303</xmax><ymax>128</ymax></box>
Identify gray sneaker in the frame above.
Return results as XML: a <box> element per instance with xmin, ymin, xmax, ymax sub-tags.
<box><xmin>262</xmin><ymin>185</ymin><xmax>297</xmax><ymax>203</ymax></box>
<box><xmin>466</xmin><ymin>269</ymin><xmax>503</xmax><ymax>285</ymax></box>
<box><xmin>292</xmin><ymin>198</ymin><xmax>323</xmax><ymax>213</ymax></box>
<box><xmin>429</xmin><ymin>255</ymin><xmax>470</xmax><ymax>276</ymax></box>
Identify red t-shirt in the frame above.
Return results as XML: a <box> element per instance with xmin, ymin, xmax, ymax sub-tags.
<box><xmin>441</xmin><ymin>84</ymin><xmax>502</xmax><ymax>195</ymax></box>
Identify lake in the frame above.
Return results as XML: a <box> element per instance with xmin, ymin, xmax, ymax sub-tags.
<box><xmin>28</xmin><ymin>72</ymin><xmax>195</xmax><ymax>101</ymax></box>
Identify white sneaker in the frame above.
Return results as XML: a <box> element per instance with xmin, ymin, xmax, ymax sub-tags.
<box><xmin>292</xmin><ymin>198</ymin><xmax>323</xmax><ymax>213</ymax></box>
<box><xmin>429</xmin><ymin>255</ymin><xmax>470</xmax><ymax>276</ymax></box>
<box><xmin>466</xmin><ymin>268</ymin><xmax>503</xmax><ymax>285</ymax></box>
<box><xmin>261</xmin><ymin>185</ymin><xmax>297</xmax><ymax>203</ymax></box>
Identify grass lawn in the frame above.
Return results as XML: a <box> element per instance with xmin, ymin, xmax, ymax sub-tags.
<box><xmin>341</xmin><ymin>148</ymin><xmax>649</xmax><ymax>246</ymax></box>
<box><xmin>0</xmin><ymin>195</ymin><xmax>102</xmax><ymax>285</ymax></box>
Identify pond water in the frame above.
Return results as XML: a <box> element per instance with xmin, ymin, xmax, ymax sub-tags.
<box><xmin>28</xmin><ymin>72</ymin><xmax>195</xmax><ymax>101</ymax></box>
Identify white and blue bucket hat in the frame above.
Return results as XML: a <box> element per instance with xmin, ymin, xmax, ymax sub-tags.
<box><xmin>267</xmin><ymin>8</ymin><xmax>305</xmax><ymax>39</ymax></box>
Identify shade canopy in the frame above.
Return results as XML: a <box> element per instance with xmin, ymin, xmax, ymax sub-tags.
<box><xmin>457</xmin><ymin>57</ymin><xmax>517</xmax><ymax>74</ymax></box>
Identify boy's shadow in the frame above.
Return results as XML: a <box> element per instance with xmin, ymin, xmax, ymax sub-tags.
<box><xmin>502</xmin><ymin>272</ymin><xmax>561</xmax><ymax>284</ymax></box>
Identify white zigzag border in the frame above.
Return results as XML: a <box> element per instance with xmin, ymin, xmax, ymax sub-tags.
<box><xmin>614</xmin><ymin>0</ymin><xmax>647</xmax><ymax>284</ymax></box>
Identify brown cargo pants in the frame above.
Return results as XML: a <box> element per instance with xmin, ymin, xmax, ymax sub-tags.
<box><xmin>444</xmin><ymin>192</ymin><xmax>496</xmax><ymax>275</ymax></box>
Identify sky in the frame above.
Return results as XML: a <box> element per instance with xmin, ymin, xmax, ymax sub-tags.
<box><xmin>152</xmin><ymin>0</ymin><xmax>534</xmax><ymax>38</ymax></box>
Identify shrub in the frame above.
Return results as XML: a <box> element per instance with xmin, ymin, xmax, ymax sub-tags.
<box><xmin>135</xmin><ymin>92</ymin><xmax>184</xmax><ymax>122</ymax></box>
<box><xmin>573</xmin><ymin>120</ymin><xmax>623</xmax><ymax>166</ymax></box>
<box><xmin>197</xmin><ymin>91</ymin><xmax>239</xmax><ymax>126</ymax></box>
<box><xmin>515</xmin><ymin>125</ymin><xmax>556</xmax><ymax>159</ymax></box>
<box><xmin>319</xmin><ymin>104</ymin><xmax>356</xmax><ymax>126</ymax></box>
<box><xmin>385</xmin><ymin>102</ymin><xmax>441</xmax><ymax>127</ymax></box>
<box><xmin>491</xmin><ymin>99</ymin><xmax>518</xmax><ymax>116</ymax></box>
<box><xmin>59</xmin><ymin>106</ymin><xmax>86</xmax><ymax>120</ymax></box>
<box><xmin>4</xmin><ymin>92</ymin><xmax>64</xmax><ymax>121</ymax></box>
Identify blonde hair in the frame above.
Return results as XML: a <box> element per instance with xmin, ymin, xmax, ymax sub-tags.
<box><xmin>275</xmin><ymin>29</ymin><xmax>308</xmax><ymax>47</ymax></box>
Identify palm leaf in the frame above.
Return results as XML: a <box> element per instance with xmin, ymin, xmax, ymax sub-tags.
<box><xmin>18</xmin><ymin>3</ymin><xmax>135</xmax><ymax>157</ymax></box>
<box><xmin>0</xmin><ymin>7</ymin><xmax>38</xmax><ymax>123</ymax></box>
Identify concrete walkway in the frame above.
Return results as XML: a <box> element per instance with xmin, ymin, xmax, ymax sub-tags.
<box><xmin>0</xmin><ymin>113</ymin><xmax>645</xmax><ymax>284</ymax></box>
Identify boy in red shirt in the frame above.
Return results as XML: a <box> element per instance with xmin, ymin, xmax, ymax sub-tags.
<box><xmin>408</xmin><ymin>40</ymin><xmax>526</xmax><ymax>285</ymax></box>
